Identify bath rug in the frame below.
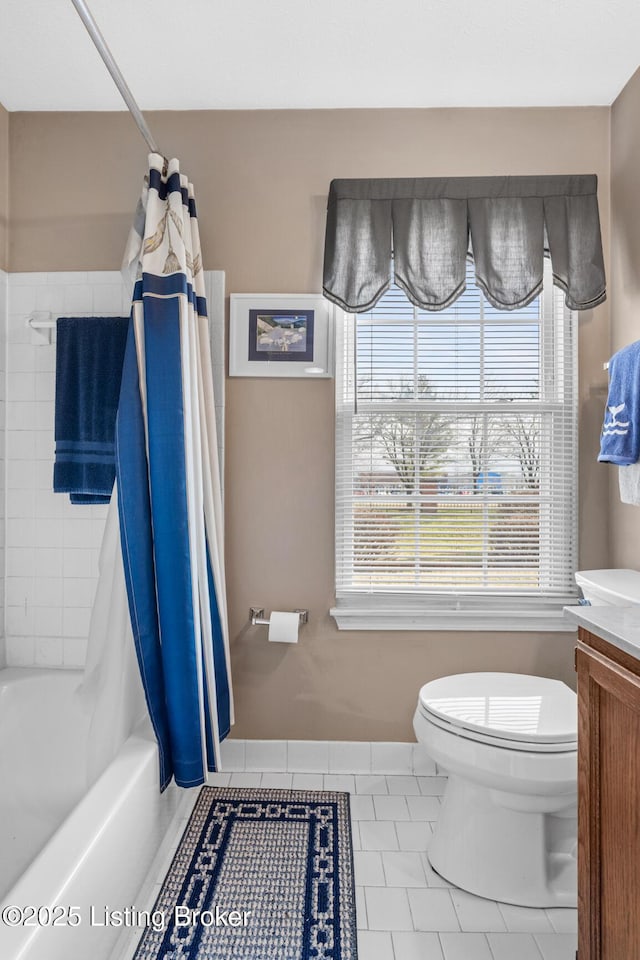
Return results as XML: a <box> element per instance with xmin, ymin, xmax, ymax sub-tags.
<box><xmin>132</xmin><ymin>787</ymin><xmax>357</xmax><ymax>959</ymax></box>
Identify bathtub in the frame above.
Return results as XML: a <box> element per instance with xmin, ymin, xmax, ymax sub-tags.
<box><xmin>0</xmin><ymin>668</ymin><xmax>186</xmax><ymax>960</ymax></box>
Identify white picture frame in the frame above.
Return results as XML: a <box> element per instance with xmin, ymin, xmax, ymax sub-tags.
<box><xmin>229</xmin><ymin>294</ymin><xmax>334</xmax><ymax>378</ymax></box>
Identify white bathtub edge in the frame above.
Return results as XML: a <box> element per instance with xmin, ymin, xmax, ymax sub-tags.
<box><xmin>0</xmin><ymin>731</ymin><xmax>185</xmax><ymax>960</ymax></box>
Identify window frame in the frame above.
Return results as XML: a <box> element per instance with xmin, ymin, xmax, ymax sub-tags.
<box><xmin>332</xmin><ymin>261</ymin><xmax>579</xmax><ymax>632</ymax></box>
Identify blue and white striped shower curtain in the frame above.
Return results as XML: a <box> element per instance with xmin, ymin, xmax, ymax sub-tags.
<box><xmin>116</xmin><ymin>153</ymin><xmax>233</xmax><ymax>790</ymax></box>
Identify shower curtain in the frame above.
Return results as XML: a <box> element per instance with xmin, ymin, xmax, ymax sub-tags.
<box><xmin>79</xmin><ymin>486</ymin><xmax>145</xmax><ymax>790</ymax></box>
<box><xmin>114</xmin><ymin>153</ymin><xmax>233</xmax><ymax>790</ymax></box>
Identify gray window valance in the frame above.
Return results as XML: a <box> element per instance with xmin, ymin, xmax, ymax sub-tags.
<box><xmin>323</xmin><ymin>175</ymin><xmax>606</xmax><ymax>313</ymax></box>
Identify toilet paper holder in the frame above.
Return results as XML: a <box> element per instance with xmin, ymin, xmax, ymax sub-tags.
<box><xmin>250</xmin><ymin>607</ymin><xmax>309</xmax><ymax>627</ymax></box>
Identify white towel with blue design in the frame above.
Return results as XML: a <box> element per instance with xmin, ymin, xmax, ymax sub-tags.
<box><xmin>599</xmin><ymin>340</ymin><xmax>640</xmax><ymax>465</ymax></box>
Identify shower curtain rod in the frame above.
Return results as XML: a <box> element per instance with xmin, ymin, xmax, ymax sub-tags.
<box><xmin>70</xmin><ymin>0</ymin><xmax>162</xmax><ymax>157</ymax></box>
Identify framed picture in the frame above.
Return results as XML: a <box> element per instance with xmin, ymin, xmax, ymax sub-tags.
<box><xmin>229</xmin><ymin>294</ymin><xmax>334</xmax><ymax>378</ymax></box>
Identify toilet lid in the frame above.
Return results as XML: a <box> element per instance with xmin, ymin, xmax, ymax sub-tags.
<box><xmin>418</xmin><ymin>672</ymin><xmax>577</xmax><ymax>745</ymax></box>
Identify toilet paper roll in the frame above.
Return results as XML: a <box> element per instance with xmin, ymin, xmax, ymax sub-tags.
<box><xmin>268</xmin><ymin>611</ymin><xmax>300</xmax><ymax>644</ymax></box>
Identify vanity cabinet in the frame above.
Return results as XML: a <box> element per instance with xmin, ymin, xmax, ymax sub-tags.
<box><xmin>577</xmin><ymin>626</ymin><xmax>640</xmax><ymax>959</ymax></box>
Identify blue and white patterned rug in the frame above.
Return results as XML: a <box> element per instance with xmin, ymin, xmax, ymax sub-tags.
<box><xmin>133</xmin><ymin>787</ymin><xmax>358</xmax><ymax>959</ymax></box>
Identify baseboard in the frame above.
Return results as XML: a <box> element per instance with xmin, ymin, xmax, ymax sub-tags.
<box><xmin>218</xmin><ymin>738</ymin><xmax>438</xmax><ymax>776</ymax></box>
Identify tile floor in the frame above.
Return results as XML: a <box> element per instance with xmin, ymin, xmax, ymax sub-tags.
<box><xmin>120</xmin><ymin>765</ymin><xmax>578</xmax><ymax>960</ymax></box>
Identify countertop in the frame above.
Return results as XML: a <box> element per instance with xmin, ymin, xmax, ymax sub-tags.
<box><xmin>564</xmin><ymin>604</ymin><xmax>640</xmax><ymax>660</ymax></box>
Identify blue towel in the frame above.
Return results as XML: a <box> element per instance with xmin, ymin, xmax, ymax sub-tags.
<box><xmin>53</xmin><ymin>317</ymin><xmax>129</xmax><ymax>503</ymax></box>
<box><xmin>598</xmin><ymin>340</ymin><xmax>640</xmax><ymax>465</ymax></box>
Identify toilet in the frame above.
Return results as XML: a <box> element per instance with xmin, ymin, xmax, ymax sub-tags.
<box><xmin>414</xmin><ymin>672</ymin><xmax>577</xmax><ymax>907</ymax></box>
<box><xmin>413</xmin><ymin>568</ymin><xmax>640</xmax><ymax>907</ymax></box>
<box><xmin>574</xmin><ymin>568</ymin><xmax>640</xmax><ymax>606</ymax></box>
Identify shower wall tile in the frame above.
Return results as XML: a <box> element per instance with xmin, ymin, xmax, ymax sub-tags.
<box><xmin>4</xmin><ymin>271</ymin><xmax>127</xmax><ymax>668</ymax></box>
<box><xmin>6</xmin><ymin>546</ymin><xmax>35</xmax><ymax>577</ymax></box>
<box><xmin>5</xmin><ymin>636</ymin><xmax>35</xmax><ymax>666</ymax></box>
<box><xmin>6</xmin><ymin>603</ymin><xmax>33</xmax><ymax>636</ymax></box>
<box><xmin>34</xmin><ymin>636</ymin><xmax>64</xmax><ymax>668</ymax></box>
<box><xmin>63</xmin><ymin>577</ymin><xmax>97</xmax><ymax>608</ymax></box>
<box><xmin>62</xmin><ymin>548</ymin><xmax>93</xmax><ymax>578</ymax></box>
<box><xmin>3</xmin><ymin>270</ymin><xmax>226</xmax><ymax>670</ymax></box>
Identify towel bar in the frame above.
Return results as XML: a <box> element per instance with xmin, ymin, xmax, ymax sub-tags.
<box><xmin>26</xmin><ymin>312</ymin><xmax>56</xmax><ymax>329</ymax></box>
<box><xmin>26</xmin><ymin>312</ymin><xmax>128</xmax><ymax>345</ymax></box>
<box><xmin>25</xmin><ymin>311</ymin><xmax>55</xmax><ymax>344</ymax></box>
<box><xmin>26</xmin><ymin>311</ymin><xmax>111</xmax><ymax>331</ymax></box>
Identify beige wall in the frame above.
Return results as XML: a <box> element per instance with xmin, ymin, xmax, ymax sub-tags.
<box><xmin>610</xmin><ymin>69</ymin><xmax>640</xmax><ymax>568</ymax></box>
<box><xmin>8</xmin><ymin>108</ymin><xmax>611</xmax><ymax>738</ymax></box>
<box><xmin>0</xmin><ymin>103</ymin><xmax>9</xmax><ymax>271</ymax></box>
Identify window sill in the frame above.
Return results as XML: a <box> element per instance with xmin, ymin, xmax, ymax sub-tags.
<box><xmin>330</xmin><ymin>605</ymin><xmax>580</xmax><ymax>632</ymax></box>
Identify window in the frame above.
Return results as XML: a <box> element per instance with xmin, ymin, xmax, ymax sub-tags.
<box><xmin>333</xmin><ymin>261</ymin><xmax>578</xmax><ymax>631</ymax></box>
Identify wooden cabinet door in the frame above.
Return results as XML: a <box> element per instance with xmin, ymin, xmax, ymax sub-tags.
<box><xmin>577</xmin><ymin>640</ymin><xmax>640</xmax><ymax>960</ymax></box>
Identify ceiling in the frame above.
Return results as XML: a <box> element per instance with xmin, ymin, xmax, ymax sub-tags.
<box><xmin>1</xmin><ymin>0</ymin><xmax>639</xmax><ymax>112</ymax></box>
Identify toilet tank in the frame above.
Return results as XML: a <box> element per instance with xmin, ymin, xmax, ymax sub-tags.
<box><xmin>575</xmin><ymin>569</ymin><xmax>640</xmax><ymax>606</ymax></box>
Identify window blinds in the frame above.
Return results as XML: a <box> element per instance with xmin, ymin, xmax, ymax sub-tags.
<box><xmin>335</xmin><ymin>261</ymin><xmax>578</xmax><ymax>607</ymax></box>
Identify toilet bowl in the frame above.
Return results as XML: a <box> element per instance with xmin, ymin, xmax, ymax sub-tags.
<box><xmin>413</xmin><ymin>672</ymin><xmax>577</xmax><ymax>907</ymax></box>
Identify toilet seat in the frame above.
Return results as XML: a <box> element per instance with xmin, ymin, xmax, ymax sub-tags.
<box><xmin>419</xmin><ymin>708</ymin><xmax>577</xmax><ymax>753</ymax></box>
<box><xmin>418</xmin><ymin>672</ymin><xmax>577</xmax><ymax>753</ymax></box>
